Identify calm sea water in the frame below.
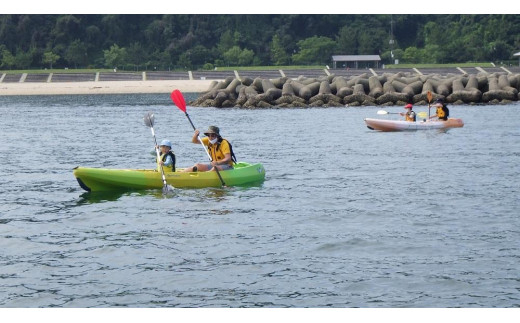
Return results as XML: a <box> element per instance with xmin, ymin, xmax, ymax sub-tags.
<box><xmin>0</xmin><ymin>93</ymin><xmax>519</xmax><ymax>308</ymax></box>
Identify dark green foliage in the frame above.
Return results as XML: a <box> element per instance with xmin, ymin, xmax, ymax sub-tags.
<box><xmin>0</xmin><ymin>14</ymin><xmax>519</xmax><ymax>70</ymax></box>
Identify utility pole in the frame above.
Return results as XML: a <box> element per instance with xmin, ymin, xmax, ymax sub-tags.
<box><xmin>389</xmin><ymin>15</ymin><xmax>396</xmax><ymax>64</ymax></box>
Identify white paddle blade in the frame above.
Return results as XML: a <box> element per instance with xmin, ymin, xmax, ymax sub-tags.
<box><xmin>144</xmin><ymin>112</ymin><xmax>155</xmax><ymax>127</ymax></box>
<box><xmin>162</xmin><ymin>184</ymin><xmax>175</xmax><ymax>194</ymax></box>
<box><xmin>377</xmin><ymin>110</ymin><xmax>389</xmax><ymax>115</ymax></box>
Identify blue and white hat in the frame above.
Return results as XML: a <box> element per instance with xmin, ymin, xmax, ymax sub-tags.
<box><xmin>160</xmin><ymin>140</ymin><xmax>172</xmax><ymax>147</ymax></box>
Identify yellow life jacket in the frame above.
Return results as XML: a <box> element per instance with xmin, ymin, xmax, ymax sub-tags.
<box><xmin>202</xmin><ymin>137</ymin><xmax>234</xmax><ymax>167</ymax></box>
<box><xmin>405</xmin><ymin>111</ymin><xmax>416</xmax><ymax>122</ymax></box>
<box><xmin>158</xmin><ymin>151</ymin><xmax>176</xmax><ymax>172</ymax></box>
<box><xmin>436</xmin><ymin>106</ymin><xmax>447</xmax><ymax>120</ymax></box>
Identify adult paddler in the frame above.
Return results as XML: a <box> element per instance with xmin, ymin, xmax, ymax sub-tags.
<box><xmin>431</xmin><ymin>98</ymin><xmax>450</xmax><ymax>121</ymax></box>
<box><xmin>182</xmin><ymin>126</ymin><xmax>235</xmax><ymax>172</ymax></box>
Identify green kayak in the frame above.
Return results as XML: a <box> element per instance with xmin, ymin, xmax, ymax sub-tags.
<box><xmin>73</xmin><ymin>162</ymin><xmax>265</xmax><ymax>192</ymax></box>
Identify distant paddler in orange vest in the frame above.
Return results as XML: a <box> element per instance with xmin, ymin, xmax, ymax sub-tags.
<box><xmin>430</xmin><ymin>98</ymin><xmax>450</xmax><ymax>121</ymax></box>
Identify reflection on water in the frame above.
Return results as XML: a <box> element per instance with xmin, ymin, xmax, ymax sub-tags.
<box><xmin>76</xmin><ymin>179</ymin><xmax>264</xmax><ymax>204</ymax></box>
<box><xmin>77</xmin><ymin>191</ymin><xmax>131</xmax><ymax>204</ymax></box>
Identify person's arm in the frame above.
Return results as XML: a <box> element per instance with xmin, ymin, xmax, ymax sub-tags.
<box><xmin>191</xmin><ymin>130</ymin><xmax>201</xmax><ymax>144</ymax></box>
<box><xmin>162</xmin><ymin>154</ymin><xmax>173</xmax><ymax>167</ymax></box>
<box><xmin>211</xmin><ymin>153</ymin><xmax>231</xmax><ymax>166</ymax></box>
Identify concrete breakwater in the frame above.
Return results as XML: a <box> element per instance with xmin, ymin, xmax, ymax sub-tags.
<box><xmin>190</xmin><ymin>72</ymin><xmax>520</xmax><ymax>108</ymax></box>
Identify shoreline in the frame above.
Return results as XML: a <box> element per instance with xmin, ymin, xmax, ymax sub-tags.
<box><xmin>0</xmin><ymin>80</ymin><xmax>215</xmax><ymax>96</ymax></box>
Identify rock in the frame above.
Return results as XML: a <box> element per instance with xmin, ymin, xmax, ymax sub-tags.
<box><xmin>282</xmin><ymin>82</ymin><xmax>296</xmax><ymax>96</ymax></box>
<box><xmin>266</xmin><ymin>88</ymin><xmax>282</xmax><ymax>101</ymax></box>
<box><xmin>319</xmin><ymin>81</ymin><xmax>332</xmax><ymax>94</ymax></box>
<box><xmin>336</xmin><ymin>86</ymin><xmax>354</xmax><ymax>98</ymax></box>
<box><xmin>189</xmin><ymin>72</ymin><xmax>520</xmax><ymax>108</ymax></box>
<box><xmin>376</xmin><ymin>92</ymin><xmax>409</xmax><ymax>105</ymax></box>
<box><xmin>240</xmin><ymin>76</ymin><xmax>253</xmax><ymax>86</ymax></box>
<box><xmin>271</xmin><ymin>77</ymin><xmax>289</xmax><ymax>89</ymax></box>
<box><xmin>368</xmin><ymin>76</ymin><xmax>384</xmax><ymax>98</ymax></box>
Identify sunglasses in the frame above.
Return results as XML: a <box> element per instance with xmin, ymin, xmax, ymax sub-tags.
<box><xmin>207</xmin><ymin>133</ymin><xmax>217</xmax><ymax>138</ymax></box>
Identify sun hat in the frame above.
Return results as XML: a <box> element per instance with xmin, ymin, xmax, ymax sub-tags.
<box><xmin>434</xmin><ymin>98</ymin><xmax>444</xmax><ymax>104</ymax></box>
<box><xmin>204</xmin><ymin>126</ymin><xmax>220</xmax><ymax>136</ymax></box>
<box><xmin>159</xmin><ymin>139</ymin><xmax>172</xmax><ymax>147</ymax></box>
<box><xmin>404</xmin><ymin>103</ymin><xmax>413</xmax><ymax>109</ymax></box>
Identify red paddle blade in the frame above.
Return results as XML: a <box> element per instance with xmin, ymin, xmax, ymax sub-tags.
<box><xmin>170</xmin><ymin>89</ymin><xmax>186</xmax><ymax>113</ymax></box>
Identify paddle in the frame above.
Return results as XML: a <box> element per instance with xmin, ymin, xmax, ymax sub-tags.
<box><xmin>170</xmin><ymin>89</ymin><xmax>226</xmax><ymax>187</ymax></box>
<box><xmin>143</xmin><ymin>112</ymin><xmax>173</xmax><ymax>193</ymax></box>
<box><xmin>379</xmin><ymin>109</ymin><xmax>427</xmax><ymax>120</ymax></box>
<box><xmin>427</xmin><ymin>90</ymin><xmax>433</xmax><ymax>119</ymax></box>
<box><xmin>377</xmin><ymin>110</ymin><xmax>400</xmax><ymax>115</ymax></box>
<box><xmin>417</xmin><ymin>111</ymin><xmax>428</xmax><ymax>119</ymax></box>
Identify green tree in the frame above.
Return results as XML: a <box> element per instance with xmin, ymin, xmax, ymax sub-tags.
<box><xmin>0</xmin><ymin>47</ymin><xmax>16</xmax><ymax>69</ymax></box>
<box><xmin>423</xmin><ymin>21</ymin><xmax>444</xmax><ymax>47</ymax></box>
<box><xmin>42</xmin><ymin>50</ymin><xmax>60</xmax><ymax>69</ymax></box>
<box><xmin>423</xmin><ymin>44</ymin><xmax>441</xmax><ymax>64</ymax></box>
<box><xmin>178</xmin><ymin>51</ymin><xmax>192</xmax><ymax>69</ymax></box>
<box><xmin>217</xmin><ymin>30</ymin><xmax>236</xmax><ymax>55</ymax></box>
<box><xmin>238</xmin><ymin>48</ymin><xmax>254</xmax><ymax>66</ymax></box>
<box><xmin>402</xmin><ymin>46</ymin><xmax>422</xmax><ymax>64</ymax></box>
<box><xmin>270</xmin><ymin>34</ymin><xmax>289</xmax><ymax>65</ymax></box>
<box><xmin>337</xmin><ymin>26</ymin><xmax>358</xmax><ymax>54</ymax></box>
<box><xmin>127</xmin><ymin>42</ymin><xmax>146</xmax><ymax>71</ymax></box>
<box><xmin>291</xmin><ymin>36</ymin><xmax>336</xmax><ymax>65</ymax></box>
<box><xmin>51</xmin><ymin>15</ymin><xmax>81</xmax><ymax>45</ymax></box>
<box><xmin>65</xmin><ymin>40</ymin><xmax>87</xmax><ymax>68</ymax></box>
<box><xmin>103</xmin><ymin>44</ymin><xmax>127</xmax><ymax>69</ymax></box>
<box><xmin>358</xmin><ymin>28</ymin><xmax>386</xmax><ymax>55</ymax></box>
<box><xmin>1</xmin><ymin>14</ymin><xmax>520</xmax><ymax>69</ymax></box>
<box><xmin>222</xmin><ymin>46</ymin><xmax>241</xmax><ymax>66</ymax></box>
<box><xmin>148</xmin><ymin>49</ymin><xmax>171</xmax><ymax>70</ymax></box>
<box><xmin>189</xmin><ymin>45</ymin><xmax>214</xmax><ymax>67</ymax></box>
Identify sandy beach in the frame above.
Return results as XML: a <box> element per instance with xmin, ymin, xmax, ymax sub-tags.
<box><xmin>0</xmin><ymin>79</ymin><xmax>216</xmax><ymax>96</ymax></box>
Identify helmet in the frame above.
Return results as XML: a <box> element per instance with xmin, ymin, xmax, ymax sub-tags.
<box><xmin>159</xmin><ymin>140</ymin><xmax>172</xmax><ymax>147</ymax></box>
<box><xmin>404</xmin><ymin>104</ymin><xmax>413</xmax><ymax>109</ymax></box>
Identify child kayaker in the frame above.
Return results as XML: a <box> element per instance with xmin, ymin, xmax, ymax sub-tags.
<box><xmin>400</xmin><ymin>103</ymin><xmax>416</xmax><ymax>122</ymax></box>
<box><xmin>157</xmin><ymin>139</ymin><xmax>176</xmax><ymax>172</ymax></box>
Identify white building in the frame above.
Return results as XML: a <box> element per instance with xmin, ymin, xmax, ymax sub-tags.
<box><xmin>331</xmin><ymin>55</ymin><xmax>381</xmax><ymax>69</ymax></box>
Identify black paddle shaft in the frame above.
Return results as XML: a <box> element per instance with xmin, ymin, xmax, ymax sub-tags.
<box><xmin>185</xmin><ymin>113</ymin><xmax>197</xmax><ymax>131</ymax></box>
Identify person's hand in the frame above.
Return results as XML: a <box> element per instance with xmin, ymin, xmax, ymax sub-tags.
<box><xmin>194</xmin><ymin>129</ymin><xmax>200</xmax><ymax>136</ymax></box>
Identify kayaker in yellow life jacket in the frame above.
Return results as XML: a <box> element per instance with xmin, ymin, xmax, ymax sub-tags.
<box><xmin>431</xmin><ymin>98</ymin><xmax>450</xmax><ymax>121</ymax></box>
<box><xmin>400</xmin><ymin>103</ymin><xmax>416</xmax><ymax>122</ymax></box>
<box><xmin>182</xmin><ymin>125</ymin><xmax>235</xmax><ymax>172</ymax></box>
<box><xmin>157</xmin><ymin>139</ymin><xmax>176</xmax><ymax>172</ymax></box>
